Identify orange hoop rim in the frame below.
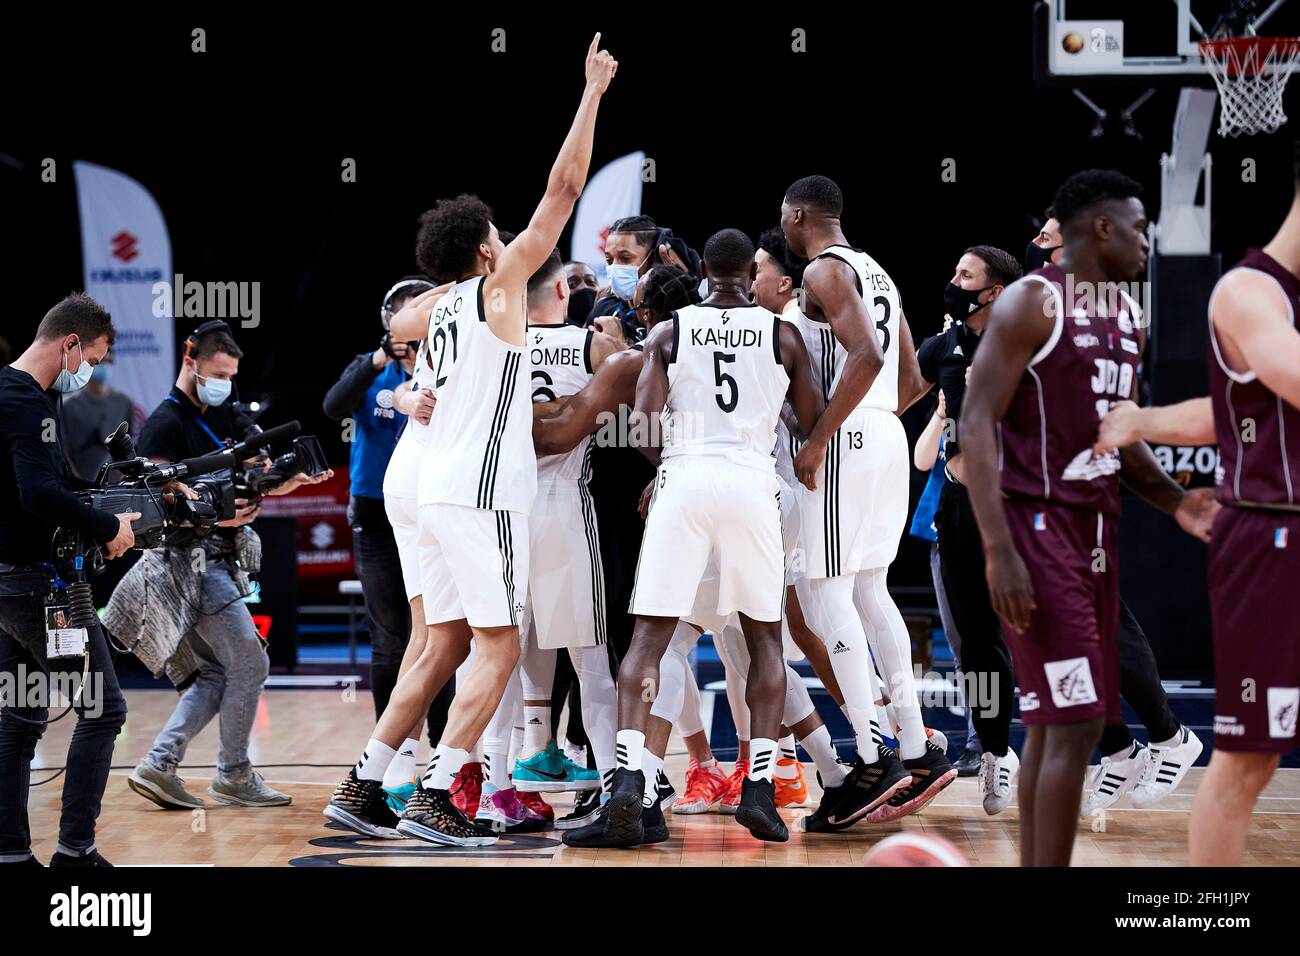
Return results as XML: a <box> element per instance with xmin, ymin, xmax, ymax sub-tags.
<box><xmin>1200</xmin><ymin>36</ymin><xmax>1300</xmax><ymax>77</ymax></box>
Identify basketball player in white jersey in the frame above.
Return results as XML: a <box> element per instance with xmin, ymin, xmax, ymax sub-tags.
<box><xmin>780</xmin><ymin>175</ymin><xmax>956</xmax><ymax>831</ymax></box>
<box><xmin>600</xmin><ymin>228</ymin><xmax>820</xmax><ymax>845</ymax></box>
<box><xmin>508</xmin><ymin>249</ymin><xmax>621</xmax><ymax>823</ymax></box>
<box><xmin>325</xmin><ymin>34</ymin><xmax>618</xmax><ymax>847</ymax></box>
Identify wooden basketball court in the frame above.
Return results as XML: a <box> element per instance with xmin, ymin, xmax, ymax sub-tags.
<box><xmin>22</xmin><ymin>689</ymin><xmax>1300</xmax><ymax>867</ymax></box>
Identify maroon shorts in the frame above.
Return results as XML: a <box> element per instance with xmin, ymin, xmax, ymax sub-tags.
<box><xmin>1001</xmin><ymin>498</ymin><xmax>1121</xmax><ymax>726</ymax></box>
<box><xmin>1208</xmin><ymin>506</ymin><xmax>1300</xmax><ymax>753</ymax></box>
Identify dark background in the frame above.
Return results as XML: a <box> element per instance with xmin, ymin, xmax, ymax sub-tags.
<box><xmin>3</xmin><ymin>3</ymin><xmax>1298</xmax><ymax>675</ymax></box>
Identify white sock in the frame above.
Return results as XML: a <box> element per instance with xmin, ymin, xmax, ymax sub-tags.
<box><xmin>775</xmin><ymin>735</ymin><xmax>799</xmax><ymax>779</ymax></box>
<box><xmin>483</xmin><ymin>750</ymin><xmax>510</xmax><ymax>790</ymax></box>
<box><xmin>641</xmin><ymin>751</ymin><xmax>664</xmax><ymax>808</ymax></box>
<box><xmin>698</xmin><ymin>756</ymin><xmax>719</xmax><ymax>772</ymax></box>
<box><xmin>800</xmin><ymin>724</ymin><xmax>848</xmax><ymax>787</ymax></box>
<box><xmin>601</xmin><ymin>767</ymin><xmax>616</xmax><ymax>796</ymax></box>
<box><xmin>381</xmin><ymin>738</ymin><xmax>419</xmax><ymax>790</ymax></box>
<box><xmin>509</xmin><ymin>725</ymin><xmax>524</xmax><ymax>766</ymax></box>
<box><xmin>1153</xmin><ymin>728</ymin><xmax>1184</xmax><ymax>750</ymax></box>
<box><xmin>616</xmin><ymin>729</ymin><xmax>645</xmax><ymax>771</ymax></box>
<box><xmin>356</xmin><ymin>739</ymin><xmax>396</xmax><ymax>782</ymax></box>
<box><xmin>523</xmin><ymin>705</ymin><xmax>550</xmax><ymax>756</ymax></box>
<box><xmin>422</xmin><ymin>745</ymin><xmax>469</xmax><ymax>791</ymax></box>
<box><xmin>749</xmin><ymin>738</ymin><xmax>778</xmax><ymax>783</ymax></box>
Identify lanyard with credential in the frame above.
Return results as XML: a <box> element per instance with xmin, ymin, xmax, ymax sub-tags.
<box><xmin>165</xmin><ymin>395</ymin><xmax>225</xmax><ymax>451</ymax></box>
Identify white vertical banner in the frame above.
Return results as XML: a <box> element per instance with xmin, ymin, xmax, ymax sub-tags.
<box><xmin>73</xmin><ymin>161</ymin><xmax>174</xmax><ymax>417</ymax></box>
<box><xmin>570</xmin><ymin>151</ymin><xmax>644</xmax><ymax>286</ymax></box>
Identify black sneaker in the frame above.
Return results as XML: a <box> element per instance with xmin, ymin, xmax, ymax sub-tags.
<box><xmin>803</xmin><ymin>772</ymin><xmax>854</xmax><ymax>833</ymax></box>
<box><xmin>655</xmin><ymin>768</ymin><xmax>676</xmax><ymax>808</ymax></box>
<box><xmin>398</xmin><ymin>785</ymin><xmax>498</xmax><ymax>846</ymax></box>
<box><xmin>735</xmin><ymin>777</ymin><xmax>789</xmax><ymax>842</ymax></box>
<box><xmin>601</xmin><ymin>767</ymin><xmax>645</xmax><ymax>847</ymax></box>
<box><xmin>870</xmin><ymin>742</ymin><xmax>958</xmax><ymax>823</ymax></box>
<box><xmin>562</xmin><ymin>800</ymin><xmax>669</xmax><ymax>847</ymax></box>
<box><xmin>954</xmin><ymin>747</ymin><xmax>983</xmax><ymax>777</ymax></box>
<box><xmin>323</xmin><ymin>769</ymin><xmax>402</xmax><ymax>839</ymax></box>
<box><xmin>49</xmin><ymin>849</ymin><xmax>112</xmax><ymax>867</ymax></box>
<box><xmin>822</xmin><ymin>749</ymin><xmax>911</xmax><ymax>830</ymax></box>
<box><xmin>556</xmin><ymin>787</ymin><xmax>603</xmax><ymax>830</ymax></box>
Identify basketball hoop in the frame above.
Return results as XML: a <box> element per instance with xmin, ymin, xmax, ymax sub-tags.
<box><xmin>1200</xmin><ymin>36</ymin><xmax>1300</xmax><ymax>137</ymax></box>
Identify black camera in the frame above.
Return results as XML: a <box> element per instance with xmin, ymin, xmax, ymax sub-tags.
<box><xmin>51</xmin><ymin>420</ymin><xmax>307</xmax><ymax>569</ymax></box>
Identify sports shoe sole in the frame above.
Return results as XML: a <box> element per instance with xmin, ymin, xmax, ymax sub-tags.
<box><xmin>670</xmin><ymin>798</ymin><xmax>720</xmax><ymax>815</ymax></box>
<box><xmin>514</xmin><ymin>777</ymin><xmax>602</xmax><ymax>793</ymax></box>
<box><xmin>207</xmin><ymin>786</ymin><xmax>292</xmax><ymax>808</ymax></box>
<box><xmin>127</xmin><ymin>773</ymin><xmax>204</xmax><ymax>810</ymax></box>
<box><xmin>867</xmin><ymin>768</ymin><xmax>958</xmax><ymax>823</ymax></box>
<box><xmin>322</xmin><ymin>804</ymin><xmax>402</xmax><ymax>840</ymax></box>
<box><xmin>735</xmin><ymin>806</ymin><xmax>790</xmax><ymax>842</ymax></box>
<box><xmin>556</xmin><ymin>808</ymin><xmax>602</xmax><ymax>830</ymax></box>
<box><xmin>602</xmin><ymin>791</ymin><xmax>645</xmax><ymax>846</ymax></box>
<box><xmin>396</xmin><ymin>818</ymin><xmax>498</xmax><ymax>847</ymax></box>
<box><xmin>824</xmin><ymin>773</ymin><xmax>913</xmax><ymax>829</ymax></box>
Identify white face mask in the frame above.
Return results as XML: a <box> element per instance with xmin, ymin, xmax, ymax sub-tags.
<box><xmin>196</xmin><ymin>371</ymin><xmax>232</xmax><ymax>406</ymax></box>
<box><xmin>52</xmin><ymin>341</ymin><xmax>93</xmax><ymax>393</ymax></box>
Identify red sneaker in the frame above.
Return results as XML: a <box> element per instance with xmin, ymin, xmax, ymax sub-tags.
<box><xmin>516</xmin><ymin>790</ymin><xmax>554</xmax><ymax>823</ymax></box>
<box><xmin>451</xmin><ymin>762</ymin><xmax>483</xmax><ymax>817</ymax></box>
<box><xmin>671</xmin><ymin>758</ymin><xmax>729</xmax><ymax>814</ymax></box>
<box><xmin>718</xmin><ymin>759</ymin><xmax>748</xmax><ymax>815</ymax></box>
<box><xmin>773</xmin><ymin>759</ymin><xmax>810</xmax><ymax>808</ymax></box>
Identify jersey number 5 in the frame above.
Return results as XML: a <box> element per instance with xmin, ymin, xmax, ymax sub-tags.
<box><xmin>713</xmin><ymin>351</ymin><xmax>738</xmax><ymax>413</ymax></box>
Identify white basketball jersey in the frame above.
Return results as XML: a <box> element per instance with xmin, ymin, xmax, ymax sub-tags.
<box><xmin>662</xmin><ymin>303</ymin><xmax>790</xmax><ymax>471</ymax></box>
<box><xmin>417</xmin><ymin>275</ymin><xmax>537</xmax><ymax>514</ymax></box>
<box><xmin>383</xmin><ymin>340</ymin><xmax>432</xmax><ymax>501</ymax></box>
<box><xmin>800</xmin><ymin>244</ymin><xmax>902</xmax><ymax>412</ymax></box>
<box><xmin>529</xmin><ymin>323</ymin><xmax>596</xmax><ymax>482</ymax></box>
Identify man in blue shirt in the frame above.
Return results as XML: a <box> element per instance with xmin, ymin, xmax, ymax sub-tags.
<box><xmin>323</xmin><ymin>278</ymin><xmax>451</xmax><ymax>741</ymax></box>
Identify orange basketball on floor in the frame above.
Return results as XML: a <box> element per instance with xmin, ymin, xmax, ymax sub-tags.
<box><xmin>864</xmin><ymin>833</ymin><xmax>969</xmax><ymax>867</ymax></box>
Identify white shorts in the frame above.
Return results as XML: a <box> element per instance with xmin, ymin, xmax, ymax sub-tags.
<box><xmin>417</xmin><ymin>502</ymin><xmax>529</xmax><ymax>629</ymax></box>
<box><xmin>777</xmin><ymin>473</ymin><xmax>804</xmax><ymax>587</ymax></box>
<box><xmin>632</xmin><ymin>457</ymin><xmax>784</xmax><ymax>623</ymax></box>
<box><xmin>799</xmin><ymin>407</ymin><xmax>908</xmax><ymax>578</ymax></box>
<box><xmin>384</xmin><ymin>494</ymin><xmax>421</xmax><ymax>602</ymax></box>
<box><xmin>528</xmin><ymin>481</ymin><xmax>606</xmax><ymax>650</ymax></box>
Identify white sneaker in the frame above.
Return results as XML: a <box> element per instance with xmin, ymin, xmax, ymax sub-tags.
<box><xmin>1130</xmin><ymin>727</ymin><xmax>1203</xmax><ymax>808</ymax></box>
<box><xmin>1081</xmin><ymin>743</ymin><xmax>1147</xmax><ymax>817</ymax></box>
<box><xmin>979</xmin><ymin>748</ymin><xmax>1019</xmax><ymax>815</ymax></box>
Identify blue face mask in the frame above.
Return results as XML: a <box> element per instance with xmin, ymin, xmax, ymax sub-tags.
<box><xmin>52</xmin><ymin>342</ymin><xmax>94</xmax><ymax>393</ymax></box>
<box><xmin>196</xmin><ymin>372</ymin><xmax>232</xmax><ymax>407</ymax></box>
<box><xmin>608</xmin><ymin>264</ymin><xmax>640</xmax><ymax>302</ymax></box>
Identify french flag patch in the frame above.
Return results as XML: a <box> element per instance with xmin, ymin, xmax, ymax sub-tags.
<box><xmin>1034</xmin><ymin>513</ymin><xmax>1047</xmax><ymax>531</ymax></box>
<box><xmin>1276</xmin><ymin>527</ymin><xmax>1289</xmax><ymax>549</ymax></box>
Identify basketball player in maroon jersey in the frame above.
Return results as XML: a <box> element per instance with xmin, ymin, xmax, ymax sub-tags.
<box><xmin>1096</xmin><ymin>145</ymin><xmax>1300</xmax><ymax>865</ymax></box>
<box><xmin>960</xmin><ymin>170</ymin><xmax>1188</xmax><ymax>866</ymax></box>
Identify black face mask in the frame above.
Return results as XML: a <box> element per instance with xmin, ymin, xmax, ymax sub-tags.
<box><xmin>566</xmin><ymin>286</ymin><xmax>597</xmax><ymax>326</ymax></box>
<box><xmin>943</xmin><ymin>282</ymin><xmax>993</xmax><ymax>323</ymax></box>
<box><xmin>1024</xmin><ymin>240</ymin><xmax>1060</xmax><ymax>273</ymax></box>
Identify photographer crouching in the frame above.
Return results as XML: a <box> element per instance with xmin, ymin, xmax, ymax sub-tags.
<box><xmin>0</xmin><ymin>294</ymin><xmax>135</xmax><ymax>867</ymax></box>
<box><xmin>108</xmin><ymin>320</ymin><xmax>331</xmax><ymax>810</ymax></box>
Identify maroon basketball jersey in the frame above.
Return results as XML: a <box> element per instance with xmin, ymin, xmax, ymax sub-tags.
<box><xmin>1208</xmin><ymin>249</ymin><xmax>1300</xmax><ymax>509</ymax></box>
<box><xmin>998</xmin><ymin>263</ymin><xmax>1143</xmax><ymax>514</ymax></box>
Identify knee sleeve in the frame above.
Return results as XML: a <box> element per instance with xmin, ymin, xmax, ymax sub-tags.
<box><xmin>782</xmin><ymin>663</ymin><xmax>815</xmax><ymax>727</ymax></box>
<box><xmin>675</xmin><ymin>668</ymin><xmax>705</xmax><ymax>738</ymax></box>
<box><xmin>570</xmin><ymin>643</ymin><xmax>617</xmax><ymax>770</ymax></box>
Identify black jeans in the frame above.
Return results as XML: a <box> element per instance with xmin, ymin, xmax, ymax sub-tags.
<box><xmin>935</xmin><ymin>479</ymin><xmax>1015</xmax><ymax>757</ymax></box>
<box><xmin>351</xmin><ymin>496</ymin><xmax>452</xmax><ymax>744</ymax></box>
<box><xmin>0</xmin><ymin>585</ymin><xmax>127</xmax><ymax>858</ymax></box>
<box><xmin>1097</xmin><ymin>601</ymin><xmax>1182</xmax><ymax>755</ymax></box>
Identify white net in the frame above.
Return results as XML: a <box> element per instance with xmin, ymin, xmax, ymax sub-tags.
<box><xmin>1201</xmin><ymin>38</ymin><xmax>1300</xmax><ymax>137</ymax></box>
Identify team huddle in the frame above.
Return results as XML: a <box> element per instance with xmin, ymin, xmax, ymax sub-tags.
<box><xmin>322</xmin><ymin>35</ymin><xmax>1300</xmax><ymax>863</ymax></box>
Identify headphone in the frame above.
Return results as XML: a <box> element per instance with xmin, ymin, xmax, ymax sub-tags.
<box><xmin>380</xmin><ymin>278</ymin><xmax>437</xmax><ymax>330</ymax></box>
<box><xmin>183</xmin><ymin>319</ymin><xmax>233</xmax><ymax>360</ymax></box>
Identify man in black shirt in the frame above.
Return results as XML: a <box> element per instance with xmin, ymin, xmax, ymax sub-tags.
<box><xmin>917</xmin><ymin>245</ymin><xmax>1023</xmax><ymax>814</ymax></box>
<box><xmin>116</xmin><ymin>321</ymin><xmax>328</xmax><ymax>812</ymax></box>
<box><xmin>0</xmin><ymin>293</ymin><xmax>135</xmax><ymax>868</ymax></box>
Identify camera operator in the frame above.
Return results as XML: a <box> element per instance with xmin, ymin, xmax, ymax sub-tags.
<box><xmin>110</xmin><ymin>320</ymin><xmax>329</xmax><ymax>811</ymax></box>
<box><xmin>323</xmin><ymin>277</ymin><xmax>453</xmax><ymax>741</ymax></box>
<box><xmin>0</xmin><ymin>293</ymin><xmax>134</xmax><ymax>868</ymax></box>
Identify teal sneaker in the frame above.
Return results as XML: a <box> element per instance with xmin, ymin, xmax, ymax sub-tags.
<box><xmin>514</xmin><ymin>740</ymin><xmax>601</xmax><ymax>793</ymax></box>
<box><xmin>384</xmin><ymin>780</ymin><xmax>416</xmax><ymax>814</ymax></box>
